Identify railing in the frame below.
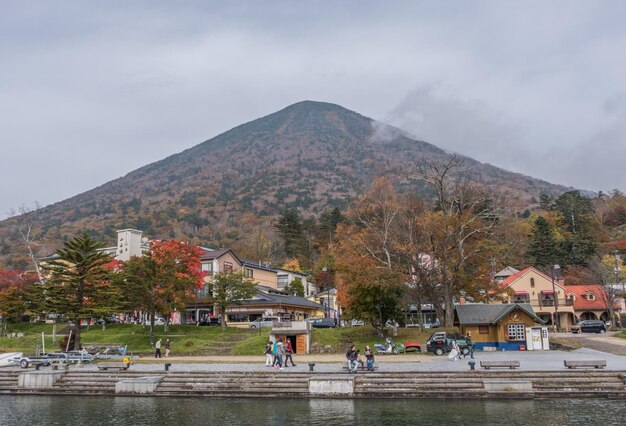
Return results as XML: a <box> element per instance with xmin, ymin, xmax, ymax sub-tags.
<box><xmin>538</xmin><ymin>299</ymin><xmax>573</xmax><ymax>307</ymax></box>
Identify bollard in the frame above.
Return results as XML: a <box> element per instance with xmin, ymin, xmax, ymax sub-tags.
<box><xmin>35</xmin><ymin>364</ymin><xmax>41</xmax><ymax>371</ymax></box>
<box><xmin>468</xmin><ymin>361</ymin><xmax>476</xmax><ymax>371</ymax></box>
<box><xmin>308</xmin><ymin>363</ymin><xmax>315</xmax><ymax>372</ymax></box>
<box><xmin>165</xmin><ymin>363</ymin><xmax>172</xmax><ymax>371</ymax></box>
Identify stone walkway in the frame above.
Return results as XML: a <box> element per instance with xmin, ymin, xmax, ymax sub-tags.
<box><xmin>555</xmin><ymin>331</ymin><xmax>626</xmax><ymax>356</ymax></box>
<box><xmin>52</xmin><ymin>347</ymin><xmax>624</xmax><ymax>374</ymax></box>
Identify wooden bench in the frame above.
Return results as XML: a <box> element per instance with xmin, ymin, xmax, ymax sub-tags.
<box><xmin>480</xmin><ymin>360</ymin><xmax>520</xmax><ymax>369</ymax></box>
<box><xmin>97</xmin><ymin>362</ymin><xmax>131</xmax><ymax>371</ymax></box>
<box><xmin>342</xmin><ymin>365</ymin><xmax>378</xmax><ymax>371</ymax></box>
<box><xmin>564</xmin><ymin>360</ymin><xmax>606</xmax><ymax>369</ymax></box>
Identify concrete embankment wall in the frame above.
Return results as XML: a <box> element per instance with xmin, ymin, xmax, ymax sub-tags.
<box><xmin>0</xmin><ymin>370</ymin><xmax>625</xmax><ymax>399</ymax></box>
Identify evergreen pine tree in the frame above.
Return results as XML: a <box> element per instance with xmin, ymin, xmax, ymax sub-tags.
<box><xmin>275</xmin><ymin>210</ymin><xmax>306</xmax><ymax>260</ymax></box>
<box><xmin>526</xmin><ymin>216</ymin><xmax>561</xmax><ymax>267</ymax></box>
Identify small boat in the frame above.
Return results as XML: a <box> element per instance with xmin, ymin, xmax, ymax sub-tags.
<box><xmin>0</xmin><ymin>352</ymin><xmax>23</xmax><ymax>367</ymax></box>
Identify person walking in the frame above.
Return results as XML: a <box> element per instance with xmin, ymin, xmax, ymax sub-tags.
<box><xmin>165</xmin><ymin>338</ymin><xmax>171</xmax><ymax>358</ymax></box>
<box><xmin>276</xmin><ymin>339</ymin><xmax>285</xmax><ymax>370</ymax></box>
<box><xmin>364</xmin><ymin>345</ymin><xmax>375</xmax><ymax>371</ymax></box>
<box><xmin>272</xmin><ymin>340</ymin><xmax>279</xmax><ymax>368</ymax></box>
<box><xmin>346</xmin><ymin>345</ymin><xmax>359</xmax><ymax>373</ymax></box>
<box><xmin>284</xmin><ymin>339</ymin><xmax>296</xmax><ymax>367</ymax></box>
<box><xmin>465</xmin><ymin>332</ymin><xmax>475</xmax><ymax>359</ymax></box>
<box><xmin>155</xmin><ymin>338</ymin><xmax>162</xmax><ymax>358</ymax></box>
<box><xmin>265</xmin><ymin>341</ymin><xmax>273</xmax><ymax>367</ymax></box>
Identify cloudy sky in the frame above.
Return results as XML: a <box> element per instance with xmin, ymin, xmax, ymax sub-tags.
<box><xmin>2</xmin><ymin>1</ymin><xmax>625</xmax><ymax>218</ymax></box>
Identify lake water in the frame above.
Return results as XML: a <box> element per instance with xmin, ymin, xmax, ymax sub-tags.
<box><xmin>0</xmin><ymin>396</ymin><xmax>624</xmax><ymax>425</ymax></box>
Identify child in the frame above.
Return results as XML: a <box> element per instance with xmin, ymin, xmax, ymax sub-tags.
<box><xmin>364</xmin><ymin>345</ymin><xmax>375</xmax><ymax>371</ymax></box>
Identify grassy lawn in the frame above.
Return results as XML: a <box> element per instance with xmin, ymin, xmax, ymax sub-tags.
<box><xmin>0</xmin><ymin>323</ymin><xmax>459</xmax><ymax>356</ymax></box>
<box><xmin>309</xmin><ymin>325</ymin><xmax>457</xmax><ymax>353</ymax></box>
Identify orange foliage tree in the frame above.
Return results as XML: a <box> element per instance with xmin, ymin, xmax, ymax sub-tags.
<box><xmin>116</xmin><ymin>240</ymin><xmax>204</xmax><ymax>343</ymax></box>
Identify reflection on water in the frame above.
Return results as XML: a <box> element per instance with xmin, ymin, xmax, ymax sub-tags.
<box><xmin>0</xmin><ymin>396</ymin><xmax>624</xmax><ymax>426</ymax></box>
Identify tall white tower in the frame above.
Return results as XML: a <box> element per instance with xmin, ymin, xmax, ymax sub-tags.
<box><xmin>116</xmin><ymin>229</ymin><xmax>144</xmax><ymax>261</ymax></box>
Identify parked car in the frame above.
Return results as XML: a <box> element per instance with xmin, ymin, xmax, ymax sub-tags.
<box><xmin>312</xmin><ymin>318</ymin><xmax>337</xmax><ymax>328</ymax></box>
<box><xmin>144</xmin><ymin>317</ymin><xmax>166</xmax><ymax>326</ymax></box>
<box><xmin>426</xmin><ymin>331</ymin><xmax>470</xmax><ymax>356</ymax></box>
<box><xmin>198</xmin><ymin>317</ymin><xmax>221</xmax><ymax>326</ymax></box>
<box><xmin>249</xmin><ymin>316</ymin><xmax>281</xmax><ymax>329</ymax></box>
<box><xmin>571</xmin><ymin>320</ymin><xmax>606</xmax><ymax>334</ymax></box>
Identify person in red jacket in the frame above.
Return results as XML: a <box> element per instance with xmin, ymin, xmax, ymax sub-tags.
<box><xmin>284</xmin><ymin>339</ymin><xmax>296</xmax><ymax>367</ymax></box>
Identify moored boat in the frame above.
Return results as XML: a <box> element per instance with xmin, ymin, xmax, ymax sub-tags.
<box><xmin>0</xmin><ymin>352</ymin><xmax>23</xmax><ymax>367</ymax></box>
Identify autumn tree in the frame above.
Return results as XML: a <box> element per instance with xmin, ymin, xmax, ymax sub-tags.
<box><xmin>410</xmin><ymin>156</ymin><xmax>504</xmax><ymax>326</ymax></box>
<box><xmin>335</xmin><ymin>177</ymin><xmax>407</xmax><ymax>336</ymax></box>
<box><xmin>117</xmin><ymin>240</ymin><xmax>204</xmax><ymax>343</ymax></box>
<box><xmin>282</xmin><ymin>258</ymin><xmax>303</xmax><ymax>272</ymax></box>
<box><xmin>7</xmin><ymin>204</ymin><xmax>45</xmax><ymax>283</ymax></box>
<box><xmin>0</xmin><ymin>268</ymin><xmax>37</xmax><ymax>332</ymax></box>
<box><xmin>40</xmin><ymin>233</ymin><xmax>114</xmax><ymax>350</ymax></box>
<box><xmin>209</xmin><ymin>271</ymin><xmax>257</xmax><ymax>330</ymax></box>
<box><xmin>589</xmin><ymin>254</ymin><xmax>625</xmax><ymax>328</ymax></box>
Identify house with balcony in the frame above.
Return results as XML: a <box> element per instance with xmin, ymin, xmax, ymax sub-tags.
<box><xmin>186</xmin><ymin>248</ymin><xmax>325</xmax><ymax>327</ymax></box>
<box><xmin>499</xmin><ymin>266</ymin><xmax>575</xmax><ymax>331</ymax></box>
<box><xmin>566</xmin><ymin>284</ymin><xmax>621</xmax><ymax>325</ymax></box>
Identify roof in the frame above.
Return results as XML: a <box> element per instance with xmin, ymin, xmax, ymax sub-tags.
<box><xmin>500</xmin><ymin>266</ymin><xmax>566</xmax><ymax>292</ymax></box>
<box><xmin>494</xmin><ymin>266</ymin><xmax>520</xmax><ymax>278</ymax></box>
<box><xmin>199</xmin><ymin>248</ymin><xmax>241</xmax><ymax>263</ymax></box>
<box><xmin>274</xmin><ymin>267</ymin><xmax>308</xmax><ymax>277</ymax></box>
<box><xmin>566</xmin><ymin>285</ymin><xmax>615</xmax><ymax>311</ymax></box>
<box><xmin>241</xmin><ymin>260</ymin><xmax>277</xmax><ymax>273</ymax></box>
<box><xmin>456</xmin><ymin>303</ymin><xmax>544</xmax><ymax>325</ymax></box>
<box><xmin>312</xmin><ymin>288</ymin><xmax>337</xmax><ymax>297</ymax></box>
<box><xmin>236</xmin><ymin>286</ymin><xmax>325</xmax><ymax>310</ymax></box>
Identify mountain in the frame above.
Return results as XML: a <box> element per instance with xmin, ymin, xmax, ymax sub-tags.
<box><xmin>0</xmin><ymin>100</ymin><xmax>570</xmax><ymax>265</ymax></box>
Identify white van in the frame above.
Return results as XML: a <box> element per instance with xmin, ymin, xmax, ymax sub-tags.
<box><xmin>249</xmin><ymin>316</ymin><xmax>281</xmax><ymax>328</ymax></box>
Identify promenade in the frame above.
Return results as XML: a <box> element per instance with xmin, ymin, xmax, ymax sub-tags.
<box><xmin>73</xmin><ymin>346</ymin><xmax>626</xmax><ymax>373</ymax></box>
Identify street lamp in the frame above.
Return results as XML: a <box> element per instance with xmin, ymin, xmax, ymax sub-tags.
<box><xmin>551</xmin><ymin>264</ymin><xmax>561</xmax><ymax>332</ymax></box>
<box><xmin>613</xmin><ymin>251</ymin><xmax>622</xmax><ymax>290</ymax></box>
<box><xmin>614</xmin><ymin>251</ymin><xmax>623</xmax><ymax>326</ymax></box>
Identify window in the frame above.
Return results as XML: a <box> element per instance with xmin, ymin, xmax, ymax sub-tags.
<box><xmin>479</xmin><ymin>325</ymin><xmax>489</xmax><ymax>334</ymax></box>
<box><xmin>277</xmin><ymin>274</ymin><xmax>289</xmax><ymax>289</ymax></box>
<box><xmin>227</xmin><ymin>314</ymin><xmax>249</xmax><ymax>322</ymax></box>
<box><xmin>513</xmin><ymin>293</ymin><xmax>529</xmax><ymax>303</ymax></box>
<box><xmin>530</xmin><ymin>278</ymin><xmax>535</xmax><ymax>288</ymax></box>
<box><xmin>201</xmin><ymin>262</ymin><xmax>213</xmax><ymax>273</ymax></box>
<box><xmin>196</xmin><ymin>284</ymin><xmax>210</xmax><ymax>298</ymax></box>
<box><xmin>507</xmin><ymin>324</ymin><xmax>526</xmax><ymax>341</ymax></box>
<box><xmin>584</xmin><ymin>293</ymin><xmax>595</xmax><ymax>301</ymax></box>
<box><xmin>223</xmin><ymin>261</ymin><xmax>233</xmax><ymax>273</ymax></box>
<box><xmin>245</xmin><ymin>268</ymin><xmax>254</xmax><ymax>278</ymax></box>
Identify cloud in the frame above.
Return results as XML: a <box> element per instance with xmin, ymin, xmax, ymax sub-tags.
<box><xmin>1</xmin><ymin>1</ymin><xmax>626</xmax><ymax>217</ymax></box>
<box><xmin>382</xmin><ymin>86</ymin><xmax>529</xmax><ymax>167</ymax></box>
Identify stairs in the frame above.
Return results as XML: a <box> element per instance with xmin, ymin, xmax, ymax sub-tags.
<box><xmin>0</xmin><ymin>371</ymin><xmax>19</xmax><ymax>392</ymax></box>
<box><xmin>51</xmin><ymin>371</ymin><xmax>155</xmax><ymax>394</ymax></box>
<box><xmin>194</xmin><ymin>331</ymin><xmax>253</xmax><ymax>355</ymax></box>
<box><xmin>0</xmin><ymin>369</ymin><xmax>623</xmax><ymax>398</ymax></box>
<box><xmin>155</xmin><ymin>372</ymin><xmax>311</xmax><ymax>397</ymax></box>
<box><xmin>354</xmin><ymin>371</ymin><xmax>626</xmax><ymax>399</ymax></box>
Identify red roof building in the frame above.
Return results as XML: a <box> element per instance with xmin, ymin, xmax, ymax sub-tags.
<box><xmin>565</xmin><ymin>284</ymin><xmax>621</xmax><ymax>323</ymax></box>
